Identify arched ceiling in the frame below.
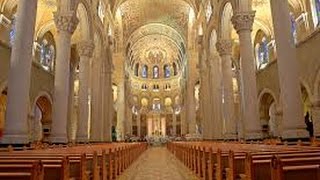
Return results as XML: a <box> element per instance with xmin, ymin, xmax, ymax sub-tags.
<box><xmin>129</xmin><ymin>34</ymin><xmax>181</xmax><ymax>68</ymax></box>
<box><xmin>117</xmin><ymin>0</ymin><xmax>192</xmax><ymax>41</ymax></box>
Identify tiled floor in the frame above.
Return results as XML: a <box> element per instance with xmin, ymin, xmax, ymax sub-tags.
<box><xmin>118</xmin><ymin>147</ymin><xmax>199</xmax><ymax>180</ymax></box>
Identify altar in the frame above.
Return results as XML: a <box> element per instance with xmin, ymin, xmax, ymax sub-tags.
<box><xmin>147</xmin><ymin>114</ymin><xmax>166</xmax><ymax>136</ymax></box>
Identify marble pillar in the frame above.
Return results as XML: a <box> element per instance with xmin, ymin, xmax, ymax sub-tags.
<box><xmin>51</xmin><ymin>11</ymin><xmax>79</xmax><ymax>143</ymax></box>
<box><xmin>208</xmin><ymin>50</ymin><xmax>223</xmax><ymax>139</ymax></box>
<box><xmin>232</xmin><ymin>12</ymin><xmax>261</xmax><ymax>139</ymax></box>
<box><xmin>311</xmin><ymin>100</ymin><xmax>320</xmax><ymax>137</ymax></box>
<box><xmin>76</xmin><ymin>41</ymin><xmax>94</xmax><ymax>143</ymax></box>
<box><xmin>137</xmin><ymin>113</ymin><xmax>141</xmax><ymax>137</ymax></box>
<box><xmin>200</xmin><ymin>51</ymin><xmax>215</xmax><ymax>140</ymax></box>
<box><xmin>270</xmin><ymin>0</ymin><xmax>308</xmax><ymax>138</ymax></box>
<box><xmin>2</xmin><ymin>0</ymin><xmax>38</xmax><ymax>144</ymax></box>
<box><xmin>173</xmin><ymin>114</ymin><xmax>177</xmax><ymax>136</ymax></box>
<box><xmin>126</xmin><ymin>105</ymin><xmax>133</xmax><ymax>136</ymax></box>
<box><xmin>217</xmin><ymin>39</ymin><xmax>237</xmax><ymax>139</ymax></box>
<box><xmin>67</xmin><ymin>64</ymin><xmax>77</xmax><ymax>142</ymax></box>
<box><xmin>90</xmin><ymin>58</ymin><xmax>104</xmax><ymax>142</ymax></box>
<box><xmin>180</xmin><ymin>107</ymin><xmax>187</xmax><ymax>135</ymax></box>
<box><xmin>116</xmin><ymin>83</ymin><xmax>125</xmax><ymax>140</ymax></box>
<box><xmin>102</xmin><ymin>61</ymin><xmax>113</xmax><ymax>142</ymax></box>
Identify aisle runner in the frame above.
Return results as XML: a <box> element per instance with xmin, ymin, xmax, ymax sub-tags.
<box><xmin>118</xmin><ymin>147</ymin><xmax>199</xmax><ymax>180</ymax></box>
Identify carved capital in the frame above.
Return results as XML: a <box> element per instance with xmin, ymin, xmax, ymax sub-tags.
<box><xmin>216</xmin><ymin>40</ymin><xmax>233</xmax><ymax>56</ymax></box>
<box><xmin>54</xmin><ymin>12</ymin><xmax>79</xmax><ymax>34</ymax></box>
<box><xmin>231</xmin><ymin>11</ymin><xmax>255</xmax><ymax>33</ymax></box>
<box><xmin>77</xmin><ymin>41</ymin><xmax>95</xmax><ymax>58</ymax></box>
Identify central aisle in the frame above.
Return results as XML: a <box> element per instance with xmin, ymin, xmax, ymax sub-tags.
<box><xmin>118</xmin><ymin>147</ymin><xmax>199</xmax><ymax>180</ymax></box>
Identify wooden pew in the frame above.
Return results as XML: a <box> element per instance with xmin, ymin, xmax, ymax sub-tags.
<box><xmin>0</xmin><ymin>160</ymin><xmax>43</xmax><ymax>180</ymax></box>
<box><xmin>271</xmin><ymin>155</ymin><xmax>320</xmax><ymax>180</ymax></box>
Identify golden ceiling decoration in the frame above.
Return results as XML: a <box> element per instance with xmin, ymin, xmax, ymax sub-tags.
<box><xmin>118</xmin><ymin>0</ymin><xmax>191</xmax><ymax>40</ymax></box>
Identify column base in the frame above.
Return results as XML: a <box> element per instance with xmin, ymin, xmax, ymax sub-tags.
<box><xmin>244</xmin><ymin>130</ymin><xmax>262</xmax><ymax>140</ymax></box>
<box><xmin>1</xmin><ymin>134</ymin><xmax>29</xmax><ymax>144</ymax></box>
<box><xmin>76</xmin><ymin>136</ymin><xmax>89</xmax><ymax>143</ymax></box>
<box><xmin>281</xmin><ymin>128</ymin><xmax>309</xmax><ymax>139</ymax></box>
<box><xmin>50</xmin><ymin>135</ymin><xmax>68</xmax><ymax>144</ymax></box>
<box><xmin>223</xmin><ymin>133</ymin><xmax>238</xmax><ymax>140</ymax></box>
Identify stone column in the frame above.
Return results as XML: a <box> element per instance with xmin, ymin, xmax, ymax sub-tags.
<box><xmin>270</xmin><ymin>0</ymin><xmax>307</xmax><ymax>138</ymax></box>
<box><xmin>90</xmin><ymin>58</ymin><xmax>103</xmax><ymax>142</ymax></box>
<box><xmin>137</xmin><ymin>113</ymin><xmax>141</xmax><ymax>137</ymax></box>
<box><xmin>116</xmin><ymin>82</ymin><xmax>125</xmax><ymax>140</ymax></box>
<box><xmin>76</xmin><ymin>41</ymin><xmax>94</xmax><ymax>143</ymax></box>
<box><xmin>67</xmin><ymin>64</ymin><xmax>77</xmax><ymax>142</ymax></box>
<box><xmin>234</xmin><ymin>62</ymin><xmax>245</xmax><ymax>140</ymax></box>
<box><xmin>187</xmin><ymin>82</ymin><xmax>196</xmax><ymax>134</ymax></box>
<box><xmin>102</xmin><ymin>59</ymin><xmax>113</xmax><ymax>142</ymax></box>
<box><xmin>173</xmin><ymin>113</ymin><xmax>177</xmax><ymax>136</ymax></box>
<box><xmin>2</xmin><ymin>0</ymin><xmax>38</xmax><ymax>144</ymax></box>
<box><xmin>126</xmin><ymin>105</ymin><xmax>133</xmax><ymax>136</ymax></box>
<box><xmin>232</xmin><ymin>12</ymin><xmax>261</xmax><ymax>139</ymax></box>
<box><xmin>217</xmin><ymin>39</ymin><xmax>236</xmax><ymax>139</ymax></box>
<box><xmin>200</xmin><ymin>51</ymin><xmax>214</xmax><ymax>140</ymax></box>
<box><xmin>51</xmin><ymin>11</ymin><xmax>79</xmax><ymax>143</ymax></box>
<box><xmin>208</xmin><ymin>50</ymin><xmax>223</xmax><ymax>139</ymax></box>
<box><xmin>311</xmin><ymin>100</ymin><xmax>320</xmax><ymax>137</ymax></box>
<box><xmin>180</xmin><ymin>107</ymin><xmax>187</xmax><ymax>135</ymax></box>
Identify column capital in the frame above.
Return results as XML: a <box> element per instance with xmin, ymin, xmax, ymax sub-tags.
<box><xmin>78</xmin><ymin>41</ymin><xmax>95</xmax><ymax>58</ymax></box>
<box><xmin>54</xmin><ymin>12</ymin><xmax>79</xmax><ymax>34</ymax></box>
<box><xmin>231</xmin><ymin>11</ymin><xmax>255</xmax><ymax>33</ymax></box>
<box><xmin>216</xmin><ymin>39</ymin><xmax>233</xmax><ymax>56</ymax></box>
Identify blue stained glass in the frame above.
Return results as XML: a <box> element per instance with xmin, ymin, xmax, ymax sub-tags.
<box><xmin>9</xmin><ymin>16</ymin><xmax>16</xmax><ymax>47</ymax></box>
<box><xmin>142</xmin><ymin>65</ymin><xmax>148</xmax><ymax>78</ymax></box>
<box><xmin>290</xmin><ymin>12</ymin><xmax>297</xmax><ymax>44</ymax></box>
<box><xmin>258</xmin><ymin>37</ymin><xmax>269</xmax><ymax>69</ymax></box>
<box><xmin>316</xmin><ymin>0</ymin><xmax>320</xmax><ymax>26</ymax></box>
<box><xmin>164</xmin><ymin>65</ymin><xmax>170</xmax><ymax>78</ymax></box>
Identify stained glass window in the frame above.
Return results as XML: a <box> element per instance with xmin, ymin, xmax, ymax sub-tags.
<box><xmin>290</xmin><ymin>12</ymin><xmax>297</xmax><ymax>44</ymax></box>
<box><xmin>164</xmin><ymin>64</ymin><xmax>170</xmax><ymax>78</ymax></box>
<box><xmin>153</xmin><ymin>66</ymin><xmax>159</xmax><ymax>79</ymax></box>
<box><xmin>173</xmin><ymin>63</ymin><xmax>178</xmax><ymax>76</ymax></box>
<box><xmin>39</xmin><ymin>39</ymin><xmax>55</xmax><ymax>71</ymax></box>
<box><xmin>134</xmin><ymin>63</ymin><xmax>139</xmax><ymax>76</ymax></box>
<box><xmin>142</xmin><ymin>65</ymin><xmax>148</xmax><ymax>78</ymax></box>
<box><xmin>257</xmin><ymin>37</ymin><xmax>269</xmax><ymax>70</ymax></box>
<box><xmin>9</xmin><ymin>15</ymin><xmax>16</xmax><ymax>47</ymax></box>
<box><xmin>316</xmin><ymin>0</ymin><xmax>320</xmax><ymax>26</ymax></box>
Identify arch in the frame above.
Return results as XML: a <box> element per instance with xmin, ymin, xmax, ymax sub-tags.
<box><xmin>0</xmin><ymin>81</ymin><xmax>7</xmax><ymax>94</ymax></box>
<box><xmin>76</xmin><ymin>2</ymin><xmax>94</xmax><ymax>41</ymax></box>
<box><xmin>31</xmin><ymin>92</ymin><xmax>53</xmax><ymax>142</ymax></box>
<box><xmin>313</xmin><ymin>67</ymin><xmax>320</xmax><ymax>99</ymax></box>
<box><xmin>35</xmin><ymin>21</ymin><xmax>55</xmax><ymax>42</ymax></box>
<box><xmin>258</xmin><ymin>88</ymin><xmax>278</xmax><ymax>106</ymax></box>
<box><xmin>300</xmin><ymin>79</ymin><xmax>313</xmax><ymax>101</ymax></box>
<box><xmin>258</xmin><ymin>89</ymin><xmax>278</xmax><ymax>138</ymax></box>
<box><xmin>300</xmin><ymin>81</ymin><xmax>312</xmax><ymax>116</ymax></box>
<box><xmin>0</xmin><ymin>87</ymin><xmax>7</xmax><ymax>138</ymax></box>
<box><xmin>219</xmin><ymin>1</ymin><xmax>233</xmax><ymax>40</ymax></box>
